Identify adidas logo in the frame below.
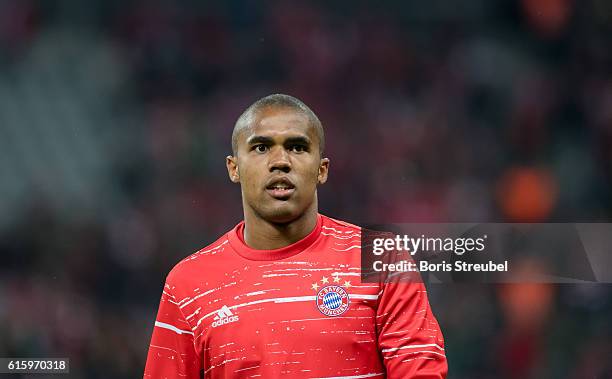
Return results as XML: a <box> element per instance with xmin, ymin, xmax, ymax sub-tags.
<box><xmin>212</xmin><ymin>305</ymin><xmax>239</xmax><ymax>328</ymax></box>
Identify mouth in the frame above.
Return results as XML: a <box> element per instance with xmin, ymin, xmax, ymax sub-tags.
<box><xmin>265</xmin><ymin>177</ymin><xmax>296</xmax><ymax>200</ymax></box>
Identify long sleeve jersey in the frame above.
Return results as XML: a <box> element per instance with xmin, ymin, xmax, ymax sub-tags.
<box><xmin>144</xmin><ymin>214</ymin><xmax>447</xmax><ymax>378</ymax></box>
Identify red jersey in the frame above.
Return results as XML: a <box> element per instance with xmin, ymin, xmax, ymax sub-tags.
<box><xmin>144</xmin><ymin>214</ymin><xmax>447</xmax><ymax>378</ymax></box>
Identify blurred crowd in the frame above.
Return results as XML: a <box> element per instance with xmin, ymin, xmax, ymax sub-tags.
<box><xmin>0</xmin><ymin>0</ymin><xmax>611</xmax><ymax>378</ymax></box>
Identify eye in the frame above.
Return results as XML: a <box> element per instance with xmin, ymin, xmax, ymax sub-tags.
<box><xmin>253</xmin><ymin>144</ymin><xmax>268</xmax><ymax>153</ymax></box>
<box><xmin>290</xmin><ymin>144</ymin><xmax>307</xmax><ymax>153</ymax></box>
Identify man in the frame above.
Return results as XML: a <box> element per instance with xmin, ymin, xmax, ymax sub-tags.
<box><xmin>144</xmin><ymin>94</ymin><xmax>447</xmax><ymax>378</ymax></box>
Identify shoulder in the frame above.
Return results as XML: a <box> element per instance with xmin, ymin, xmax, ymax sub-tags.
<box><xmin>165</xmin><ymin>231</ymin><xmax>232</xmax><ymax>287</ymax></box>
<box><xmin>321</xmin><ymin>214</ymin><xmax>361</xmax><ymax>231</ymax></box>
<box><xmin>319</xmin><ymin>214</ymin><xmax>362</xmax><ymax>235</ymax></box>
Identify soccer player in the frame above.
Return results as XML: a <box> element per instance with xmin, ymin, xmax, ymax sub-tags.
<box><xmin>143</xmin><ymin>94</ymin><xmax>447</xmax><ymax>378</ymax></box>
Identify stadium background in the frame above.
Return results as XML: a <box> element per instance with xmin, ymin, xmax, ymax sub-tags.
<box><xmin>1</xmin><ymin>0</ymin><xmax>611</xmax><ymax>377</ymax></box>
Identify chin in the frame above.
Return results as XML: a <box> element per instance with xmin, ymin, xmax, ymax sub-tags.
<box><xmin>260</xmin><ymin>204</ymin><xmax>301</xmax><ymax>224</ymax></box>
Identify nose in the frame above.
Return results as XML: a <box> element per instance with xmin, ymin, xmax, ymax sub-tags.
<box><xmin>268</xmin><ymin>147</ymin><xmax>291</xmax><ymax>173</ymax></box>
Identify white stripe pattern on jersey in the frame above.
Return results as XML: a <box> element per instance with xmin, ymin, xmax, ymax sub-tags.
<box><xmin>154</xmin><ymin>321</ymin><xmax>194</xmax><ymax>335</ymax></box>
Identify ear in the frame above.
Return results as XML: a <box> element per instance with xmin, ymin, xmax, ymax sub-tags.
<box><xmin>226</xmin><ymin>155</ymin><xmax>240</xmax><ymax>183</ymax></box>
<box><xmin>317</xmin><ymin>158</ymin><xmax>330</xmax><ymax>184</ymax></box>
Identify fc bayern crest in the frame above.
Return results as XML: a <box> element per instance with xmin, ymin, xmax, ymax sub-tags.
<box><xmin>316</xmin><ymin>285</ymin><xmax>350</xmax><ymax>317</ymax></box>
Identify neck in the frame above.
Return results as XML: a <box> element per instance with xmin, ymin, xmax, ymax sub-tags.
<box><xmin>243</xmin><ymin>204</ymin><xmax>319</xmax><ymax>250</ymax></box>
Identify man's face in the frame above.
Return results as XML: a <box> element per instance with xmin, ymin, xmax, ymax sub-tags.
<box><xmin>227</xmin><ymin>107</ymin><xmax>329</xmax><ymax>224</ymax></box>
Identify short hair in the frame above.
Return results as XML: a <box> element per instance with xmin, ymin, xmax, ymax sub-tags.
<box><xmin>231</xmin><ymin>94</ymin><xmax>325</xmax><ymax>156</ymax></box>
